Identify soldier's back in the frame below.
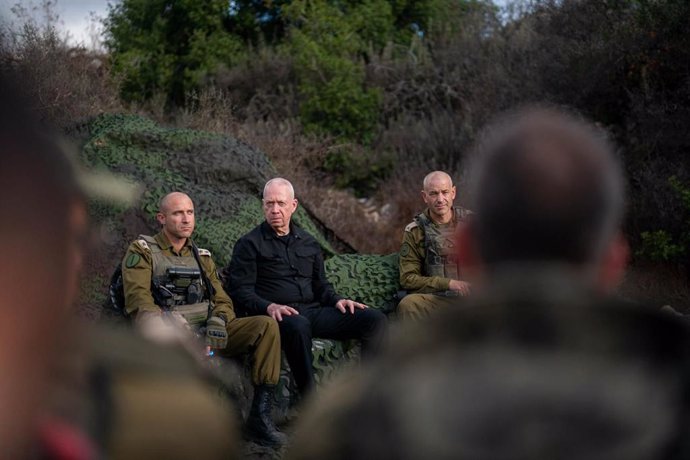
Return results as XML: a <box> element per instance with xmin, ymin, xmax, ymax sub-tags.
<box><xmin>48</xmin><ymin>323</ymin><xmax>239</xmax><ymax>460</ymax></box>
<box><xmin>290</xmin><ymin>267</ymin><xmax>690</xmax><ymax>460</ymax></box>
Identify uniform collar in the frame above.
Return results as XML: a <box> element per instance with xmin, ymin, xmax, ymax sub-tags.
<box><xmin>154</xmin><ymin>231</ymin><xmax>193</xmax><ymax>253</ymax></box>
<box><xmin>423</xmin><ymin>207</ymin><xmax>458</xmax><ymax>226</ymax></box>
<box><xmin>261</xmin><ymin>220</ymin><xmax>303</xmax><ymax>240</ymax></box>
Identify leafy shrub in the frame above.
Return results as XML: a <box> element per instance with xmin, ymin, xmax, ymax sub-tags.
<box><xmin>105</xmin><ymin>0</ymin><xmax>245</xmax><ymax>105</ymax></box>
<box><xmin>285</xmin><ymin>1</ymin><xmax>383</xmax><ymax>142</ymax></box>
<box><xmin>638</xmin><ymin>176</ymin><xmax>690</xmax><ymax>263</ymax></box>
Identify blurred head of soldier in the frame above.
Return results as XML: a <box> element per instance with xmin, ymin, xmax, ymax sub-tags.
<box><xmin>289</xmin><ymin>107</ymin><xmax>690</xmax><ymax>460</ymax></box>
<box><xmin>458</xmin><ymin>106</ymin><xmax>628</xmax><ymax>291</ymax></box>
<box><xmin>0</xmin><ymin>73</ymin><xmax>87</xmax><ymax>456</ymax></box>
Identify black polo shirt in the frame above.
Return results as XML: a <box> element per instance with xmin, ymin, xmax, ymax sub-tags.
<box><xmin>226</xmin><ymin>221</ymin><xmax>342</xmax><ymax>315</ymax></box>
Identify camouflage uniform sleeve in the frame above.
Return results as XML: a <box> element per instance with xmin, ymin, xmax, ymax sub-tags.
<box><xmin>199</xmin><ymin>254</ymin><xmax>236</xmax><ymax>322</ymax></box>
<box><xmin>398</xmin><ymin>225</ymin><xmax>451</xmax><ymax>293</ymax></box>
<box><xmin>121</xmin><ymin>240</ymin><xmax>162</xmax><ymax>317</ymax></box>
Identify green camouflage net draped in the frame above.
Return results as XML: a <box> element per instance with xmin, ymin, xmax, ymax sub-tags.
<box><xmin>78</xmin><ymin>113</ymin><xmax>333</xmax><ymax>266</ymax></box>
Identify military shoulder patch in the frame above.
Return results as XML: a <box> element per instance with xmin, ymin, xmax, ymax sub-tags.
<box><xmin>404</xmin><ymin>221</ymin><xmax>418</xmax><ymax>232</ymax></box>
<box><xmin>135</xmin><ymin>239</ymin><xmax>150</xmax><ymax>251</ymax></box>
<box><xmin>198</xmin><ymin>248</ymin><xmax>212</xmax><ymax>257</ymax></box>
<box><xmin>125</xmin><ymin>253</ymin><xmax>142</xmax><ymax>268</ymax></box>
<box><xmin>400</xmin><ymin>243</ymin><xmax>411</xmax><ymax>257</ymax></box>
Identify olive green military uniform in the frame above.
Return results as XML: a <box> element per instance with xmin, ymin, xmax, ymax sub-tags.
<box><xmin>122</xmin><ymin>232</ymin><xmax>281</xmax><ymax>385</ymax></box>
<box><xmin>289</xmin><ymin>268</ymin><xmax>690</xmax><ymax>460</ymax></box>
<box><xmin>49</xmin><ymin>324</ymin><xmax>240</xmax><ymax>460</ymax></box>
<box><xmin>397</xmin><ymin>207</ymin><xmax>471</xmax><ymax>320</ymax></box>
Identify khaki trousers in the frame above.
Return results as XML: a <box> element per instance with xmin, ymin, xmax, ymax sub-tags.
<box><xmin>221</xmin><ymin>316</ymin><xmax>281</xmax><ymax>385</ymax></box>
<box><xmin>397</xmin><ymin>293</ymin><xmax>459</xmax><ymax>321</ymax></box>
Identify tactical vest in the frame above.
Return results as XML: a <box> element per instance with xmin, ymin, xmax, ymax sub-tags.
<box><xmin>415</xmin><ymin>207</ymin><xmax>470</xmax><ymax>280</ymax></box>
<box><xmin>138</xmin><ymin>235</ymin><xmax>211</xmax><ymax>327</ymax></box>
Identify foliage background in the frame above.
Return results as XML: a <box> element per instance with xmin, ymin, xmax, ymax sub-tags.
<box><xmin>1</xmin><ymin>0</ymin><xmax>688</xmax><ymax>308</ymax></box>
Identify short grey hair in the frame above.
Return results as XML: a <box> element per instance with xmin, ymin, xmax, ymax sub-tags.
<box><xmin>263</xmin><ymin>177</ymin><xmax>295</xmax><ymax>199</ymax></box>
<box><xmin>422</xmin><ymin>171</ymin><xmax>454</xmax><ymax>190</ymax></box>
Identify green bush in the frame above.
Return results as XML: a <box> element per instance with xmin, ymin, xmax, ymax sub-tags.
<box><xmin>323</xmin><ymin>145</ymin><xmax>394</xmax><ymax>196</ymax></box>
<box><xmin>285</xmin><ymin>1</ymin><xmax>384</xmax><ymax>142</ymax></box>
<box><xmin>639</xmin><ymin>230</ymin><xmax>685</xmax><ymax>262</ymax></box>
<box><xmin>105</xmin><ymin>0</ymin><xmax>245</xmax><ymax>105</ymax></box>
<box><xmin>637</xmin><ymin>176</ymin><xmax>690</xmax><ymax>263</ymax></box>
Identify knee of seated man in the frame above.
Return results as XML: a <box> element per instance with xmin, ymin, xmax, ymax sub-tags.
<box><xmin>397</xmin><ymin>294</ymin><xmax>423</xmax><ymax>313</ymax></box>
<box><xmin>354</xmin><ymin>307</ymin><xmax>387</xmax><ymax>333</ymax></box>
<box><xmin>279</xmin><ymin>314</ymin><xmax>312</xmax><ymax>336</ymax></box>
<box><xmin>363</xmin><ymin>307</ymin><xmax>387</xmax><ymax>324</ymax></box>
<box><xmin>250</xmin><ymin>315</ymin><xmax>279</xmax><ymax>335</ymax></box>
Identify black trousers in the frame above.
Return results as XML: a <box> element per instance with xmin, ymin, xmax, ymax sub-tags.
<box><xmin>279</xmin><ymin>305</ymin><xmax>387</xmax><ymax>394</ymax></box>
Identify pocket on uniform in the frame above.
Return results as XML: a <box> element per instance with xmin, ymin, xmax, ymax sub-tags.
<box><xmin>294</xmin><ymin>247</ymin><xmax>318</xmax><ymax>275</ymax></box>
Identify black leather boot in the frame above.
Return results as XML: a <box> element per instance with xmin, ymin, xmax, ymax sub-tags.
<box><xmin>245</xmin><ymin>385</ymin><xmax>288</xmax><ymax>447</ymax></box>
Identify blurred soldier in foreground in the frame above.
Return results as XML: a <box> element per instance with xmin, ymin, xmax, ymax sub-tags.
<box><xmin>0</xmin><ymin>74</ymin><xmax>236</xmax><ymax>459</ymax></box>
<box><xmin>289</xmin><ymin>107</ymin><xmax>690</xmax><ymax>459</ymax></box>
<box><xmin>0</xmin><ymin>73</ymin><xmax>93</xmax><ymax>458</ymax></box>
<box><xmin>398</xmin><ymin>171</ymin><xmax>472</xmax><ymax>320</ymax></box>
<box><xmin>121</xmin><ymin>192</ymin><xmax>287</xmax><ymax>446</ymax></box>
<box><xmin>226</xmin><ymin>178</ymin><xmax>387</xmax><ymax>396</ymax></box>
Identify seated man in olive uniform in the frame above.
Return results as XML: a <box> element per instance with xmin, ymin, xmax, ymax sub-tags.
<box><xmin>397</xmin><ymin>171</ymin><xmax>472</xmax><ymax>320</ymax></box>
<box><xmin>121</xmin><ymin>192</ymin><xmax>286</xmax><ymax>447</ymax></box>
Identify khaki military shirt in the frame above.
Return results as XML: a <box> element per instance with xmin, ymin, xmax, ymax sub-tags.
<box><xmin>122</xmin><ymin>232</ymin><xmax>235</xmax><ymax>321</ymax></box>
<box><xmin>398</xmin><ymin>208</ymin><xmax>462</xmax><ymax>293</ymax></box>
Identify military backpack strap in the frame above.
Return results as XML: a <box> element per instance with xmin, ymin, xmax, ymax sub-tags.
<box><xmin>414</xmin><ymin>212</ymin><xmax>435</xmax><ymax>259</ymax></box>
<box><xmin>190</xmin><ymin>242</ymin><xmax>214</xmax><ymax>323</ymax></box>
<box><xmin>191</xmin><ymin>242</ymin><xmax>215</xmax><ymax>300</ymax></box>
<box><xmin>108</xmin><ymin>265</ymin><xmax>126</xmax><ymax>316</ymax></box>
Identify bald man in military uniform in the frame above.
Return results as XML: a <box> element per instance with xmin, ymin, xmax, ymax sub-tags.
<box><xmin>122</xmin><ymin>192</ymin><xmax>287</xmax><ymax>447</ymax></box>
<box><xmin>397</xmin><ymin>171</ymin><xmax>472</xmax><ymax>320</ymax></box>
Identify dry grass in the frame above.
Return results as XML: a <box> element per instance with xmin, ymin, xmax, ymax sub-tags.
<box><xmin>0</xmin><ymin>23</ymin><xmax>122</xmax><ymax>128</ymax></box>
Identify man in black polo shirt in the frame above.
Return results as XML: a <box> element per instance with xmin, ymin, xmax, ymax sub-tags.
<box><xmin>225</xmin><ymin>178</ymin><xmax>387</xmax><ymax>395</ymax></box>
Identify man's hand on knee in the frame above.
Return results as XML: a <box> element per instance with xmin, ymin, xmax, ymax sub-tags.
<box><xmin>336</xmin><ymin>299</ymin><xmax>368</xmax><ymax>314</ymax></box>
<box><xmin>267</xmin><ymin>303</ymin><xmax>299</xmax><ymax>321</ymax></box>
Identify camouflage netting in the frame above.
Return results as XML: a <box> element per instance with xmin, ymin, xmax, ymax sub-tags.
<box><xmin>71</xmin><ymin>113</ymin><xmax>401</xmax><ymax>419</ymax></box>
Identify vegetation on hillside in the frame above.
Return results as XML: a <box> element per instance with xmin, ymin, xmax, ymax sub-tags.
<box><xmin>1</xmin><ymin>0</ymin><xmax>689</xmax><ymax>267</ymax></box>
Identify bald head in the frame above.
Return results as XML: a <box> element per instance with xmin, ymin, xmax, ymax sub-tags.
<box><xmin>156</xmin><ymin>192</ymin><xmax>195</xmax><ymax>244</ymax></box>
<box><xmin>421</xmin><ymin>171</ymin><xmax>457</xmax><ymax>224</ymax></box>
<box><xmin>469</xmin><ymin>107</ymin><xmax>624</xmax><ymax>270</ymax></box>
<box><xmin>159</xmin><ymin>192</ymin><xmax>193</xmax><ymax>213</ymax></box>
<box><xmin>423</xmin><ymin>171</ymin><xmax>453</xmax><ymax>191</ymax></box>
